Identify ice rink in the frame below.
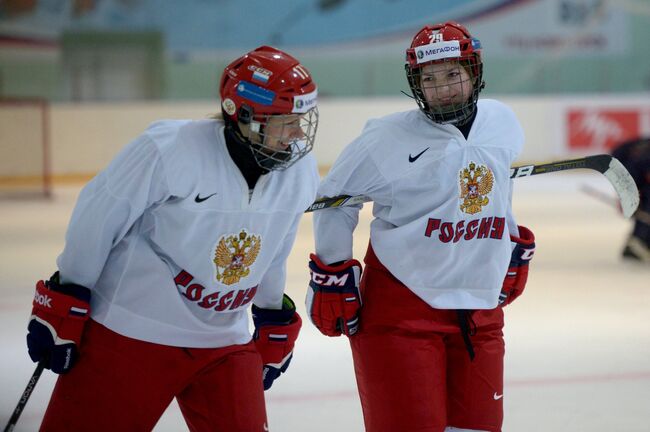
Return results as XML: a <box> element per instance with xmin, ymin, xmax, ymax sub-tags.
<box><xmin>1</xmin><ymin>172</ymin><xmax>648</xmax><ymax>432</ymax></box>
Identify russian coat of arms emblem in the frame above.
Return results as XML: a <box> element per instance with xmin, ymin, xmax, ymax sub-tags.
<box><xmin>213</xmin><ymin>230</ymin><xmax>261</xmax><ymax>285</ymax></box>
<box><xmin>459</xmin><ymin>162</ymin><xmax>494</xmax><ymax>214</ymax></box>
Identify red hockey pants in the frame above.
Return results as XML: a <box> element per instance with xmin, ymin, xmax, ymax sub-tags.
<box><xmin>349</xmin><ymin>244</ymin><xmax>505</xmax><ymax>432</ymax></box>
<box><xmin>40</xmin><ymin>319</ymin><xmax>267</xmax><ymax>432</ymax></box>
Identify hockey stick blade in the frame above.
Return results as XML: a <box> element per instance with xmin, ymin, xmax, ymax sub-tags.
<box><xmin>306</xmin><ymin>154</ymin><xmax>640</xmax><ymax>217</ymax></box>
<box><xmin>3</xmin><ymin>361</ymin><xmax>46</xmax><ymax>432</ymax></box>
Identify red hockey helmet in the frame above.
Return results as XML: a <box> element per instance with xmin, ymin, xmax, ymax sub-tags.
<box><xmin>219</xmin><ymin>46</ymin><xmax>318</xmax><ymax>171</ymax></box>
<box><xmin>405</xmin><ymin>22</ymin><xmax>484</xmax><ymax>125</ymax></box>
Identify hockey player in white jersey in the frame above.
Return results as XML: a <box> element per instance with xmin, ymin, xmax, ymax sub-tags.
<box><xmin>307</xmin><ymin>22</ymin><xmax>535</xmax><ymax>432</ymax></box>
<box><xmin>26</xmin><ymin>46</ymin><xmax>319</xmax><ymax>431</ymax></box>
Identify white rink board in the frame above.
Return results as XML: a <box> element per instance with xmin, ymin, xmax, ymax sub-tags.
<box><xmin>41</xmin><ymin>95</ymin><xmax>650</xmax><ymax>177</ymax></box>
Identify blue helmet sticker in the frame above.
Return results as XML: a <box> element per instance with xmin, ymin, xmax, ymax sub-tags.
<box><xmin>236</xmin><ymin>81</ymin><xmax>275</xmax><ymax>106</ymax></box>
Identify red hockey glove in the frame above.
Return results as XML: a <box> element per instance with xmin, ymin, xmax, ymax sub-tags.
<box><xmin>27</xmin><ymin>272</ymin><xmax>91</xmax><ymax>374</ymax></box>
<box><xmin>307</xmin><ymin>253</ymin><xmax>362</xmax><ymax>337</ymax></box>
<box><xmin>499</xmin><ymin>226</ymin><xmax>536</xmax><ymax>306</ymax></box>
<box><xmin>252</xmin><ymin>294</ymin><xmax>302</xmax><ymax>391</ymax></box>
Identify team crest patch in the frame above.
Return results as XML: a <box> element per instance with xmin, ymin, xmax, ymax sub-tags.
<box><xmin>213</xmin><ymin>230</ymin><xmax>261</xmax><ymax>285</ymax></box>
<box><xmin>459</xmin><ymin>162</ymin><xmax>494</xmax><ymax>214</ymax></box>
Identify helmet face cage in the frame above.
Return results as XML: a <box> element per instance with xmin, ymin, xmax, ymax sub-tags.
<box><xmin>247</xmin><ymin>109</ymin><xmax>319</xmax><ymax>171</ymax></box>
<box><xmin>405</xmin><ymin>22</ymin><xmax>484</xmax><ymax>126</ymax></box>
<box><xmin>219</xmin><ymin>45</ymin><xmax>319</xmax><ymax>171</ymax></box>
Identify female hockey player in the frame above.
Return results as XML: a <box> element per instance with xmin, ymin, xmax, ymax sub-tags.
<box><xmin>306</xmin><ymin>22</ymin><xmax>535</xmax><ymax>432</ymax></box>
<box><xmin>27</xmin><ymin>46</ymin><xmax>319</xmax><ymax>431</ymax></box>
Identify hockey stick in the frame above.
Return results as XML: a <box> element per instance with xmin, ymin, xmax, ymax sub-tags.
<box><xmin>305</xmin><ymin>154</ymin><xmax>640</xmax><ymax>217</ymax></box>
<box><xmin>3</xmin><ymin>360</ymin><xmax>46</xmax><ymax>432</ymax></box>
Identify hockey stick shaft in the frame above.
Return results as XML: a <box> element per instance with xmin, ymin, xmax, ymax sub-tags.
<box><xmin>305</xmin><ymin>154</ymin><xmax>640</xmax><ymax>217</ymax></box>
<box><xmin>3</xmin><ymin>361</ymin><xmax>46</xmax><ymax>432</ymax></box>
<box><xmin>508</xmin><ymin>154</ymin><xmax>611</xmax><ymax>178</ymax></box>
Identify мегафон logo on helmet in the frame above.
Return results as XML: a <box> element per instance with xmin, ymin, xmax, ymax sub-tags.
<box><xmin>418</xmin><ymin>45</ymin><xmax>460</xmax><ymax>58</ymax></box>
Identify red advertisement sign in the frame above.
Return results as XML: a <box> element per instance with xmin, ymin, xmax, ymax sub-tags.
<box><xmin>567</xmin><ymin>109</ymin><xmax>641</xmax><ymax>151</ymax></box>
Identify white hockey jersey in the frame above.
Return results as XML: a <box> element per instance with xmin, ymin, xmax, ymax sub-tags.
<box><xmin>314</xmin><ymin>99</ymin><xmax>524</xmax><ymax>309</ymax></box>
<box><xmin>57</xmin><ymin>119</ymin><xmax>319</xmax><ymax>347</ymax></box>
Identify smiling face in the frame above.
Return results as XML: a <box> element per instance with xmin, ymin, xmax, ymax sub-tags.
<box><xmin>240</xmin><ymin>108</ymin><xmax>318</xmax><ymax>171</ymax></box>
<box><xmin>261</xmin><ymin>113</ymin><xmax>308</xmax><ymax>152</ymax></box>
<box><xmin>420</xmin><ymin>60</ymin><xmax>474</xmax><ymax>116</ymax></box>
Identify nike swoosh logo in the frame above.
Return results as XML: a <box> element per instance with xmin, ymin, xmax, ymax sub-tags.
<box><xmin>493</xmin><ymin>392</ymin><xmax>503</xmax><ymax>400</ymax></box>
<box><xmin>408</xmin><ymin>147</ymin><xmax>429</xmax><ymax>163</ymax></box>
<box><xmin>194</xmin><ymin>193</ymin><xmax>217</xmax><ymax>203</ymax></box>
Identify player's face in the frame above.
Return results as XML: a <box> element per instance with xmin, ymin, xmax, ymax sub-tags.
<box><xmin>420</xmin><ymin>61</ymin><xmax>474</xmax><ymax>111</ymax></box>
<box><xmin>241</xmin><ymin>108</ymin><xmax>318</xmax><ymax>171</ymax></box>
<box><xmin>262</xmin><ymin>114</ymin><xmax>307</xmax><ymax>152</ymax></box>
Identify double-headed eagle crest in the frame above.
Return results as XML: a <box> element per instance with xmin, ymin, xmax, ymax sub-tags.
<box><xmin>213</xmin><ymin>230</ymin><xmax>261</xmax><ymax>285</ymax></box>
<box><xmin>459</xmin><ymin>162</ymin><xmax>494</xmax><ymax>214</ymax></box>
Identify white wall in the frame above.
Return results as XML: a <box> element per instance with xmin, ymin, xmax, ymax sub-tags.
<box><xmin>48</xmin><ymin>96</ymin><xmax>650</xmax><ymax>176</ymax></box>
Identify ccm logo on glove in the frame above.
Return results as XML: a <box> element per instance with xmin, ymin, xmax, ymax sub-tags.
<box><xmin>307</xmin><ymin>254</ymin><xmax>362</xmax><ymax>337</ymax></box>
<box><xmin>310</xmin><ymin>272</ymin><xmax>350</xmax><ymax>286</ymax></box>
